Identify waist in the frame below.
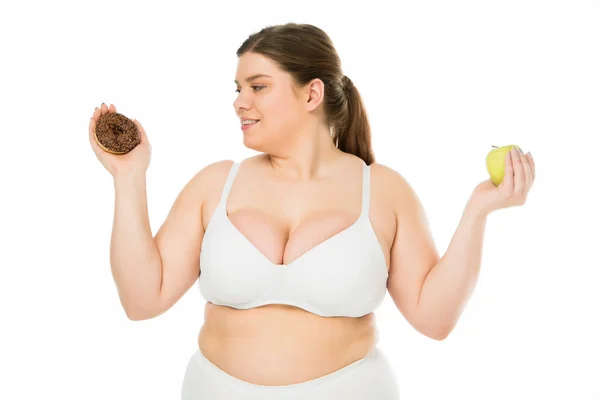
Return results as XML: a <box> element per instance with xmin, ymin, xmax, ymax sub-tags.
<box><xmin>198</xmin><ymin>302</ymin><xmax>379</xmax><ymax>386</ymax></box>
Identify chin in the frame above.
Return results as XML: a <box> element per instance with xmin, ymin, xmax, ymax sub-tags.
<box><xmin>242</xmin><ymin>134</ymin><xmax>265</xmax><ymax>153</ymax></box>
<box><xmin>242</xmin><ymin>125</ymin><xmax>283</xmax><ymax>154</ymax></box>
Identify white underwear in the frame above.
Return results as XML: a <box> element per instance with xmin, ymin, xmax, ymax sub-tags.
<box><xmin>181</xmin><ymin>346</ymin><xmax>400</xmax><ymax>399</ymax></box>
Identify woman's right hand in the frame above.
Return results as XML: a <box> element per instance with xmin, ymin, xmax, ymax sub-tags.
<box><xmin>89</xmin><ymin>103</ymin><xmax>152</xmax><ymax>178</ymax></box>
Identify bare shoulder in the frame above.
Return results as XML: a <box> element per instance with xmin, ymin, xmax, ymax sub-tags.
<box><xmin>369</xmin><ymin>162</ymin><xmax>418</xmax><ymax>212</ymax></box>
<box><xmin>161</xmin><ymin>160</ymin><xmax>236</xmax><ymax>223</ymax></box>
<box><xmin>197</xmin><ymin>159</ymin><xmax>236</xmax><ymax>183</ymax></box>
<box><xmin>158</xmin><ymin>159</ymin><xmax>235</xmax><ymax>228</ymax></box>
<box><xmin>369</xmin><ymin>162</ymin><xmax>406</xmax><ymax>184</ymax></box>
<box><xmin>183</xmin><ymin>159</ymin><xmax>236</xmax><ymax>197</ymax></box>
<box><xmin>199</xmin><ymin>154</ymin><xmax>269</xmax><ymax>189</ymax></box>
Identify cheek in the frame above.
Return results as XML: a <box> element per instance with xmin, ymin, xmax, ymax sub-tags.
<box><xmin>265</xmin><ymin>99</ymin><xmax>297</xmax><ymax>128</ymax></box>
<box><xmin>262</xmin><ymin>97</ymin><xmax>285</xmax><ymax>117</ymax></box>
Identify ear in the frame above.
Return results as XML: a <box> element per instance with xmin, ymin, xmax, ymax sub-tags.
<box><xmin>304</xmin><ymin>78</ymin><xmax>325</xmax><ymax>112</ymax></box>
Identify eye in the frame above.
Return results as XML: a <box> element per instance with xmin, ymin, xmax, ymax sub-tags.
<box><xmin>235</xmin><ymin>86</ymin><xmax>265</xmax><ymax>93</ymax></box>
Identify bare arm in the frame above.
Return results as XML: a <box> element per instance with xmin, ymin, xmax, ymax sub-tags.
<box><xmin>414</xmin><ymin>202</ymin><xmax>487</xmax><ymax>339</ymax></box>
<box><xmin>110</xmin><ymin>171</ymin><xmax>162</xmax><ymax>320</ymax></box>
<box><xmin>384</xmin><ymin>169</ymin><xmax>441</xmax><ymax>339</ymax></box>
<box><xmin>110</xmin><ymin>160</ymin><xmax>232</xmax><ymax>320</ymax></box>
<box><xmin>384</xmin><ymin>166</ymin><xmax>488</xmax><ymax>340</ymax></box>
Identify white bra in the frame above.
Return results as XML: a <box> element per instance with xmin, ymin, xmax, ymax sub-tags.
<box><xmin>198</xmin><ymin>160</ymin><xmax>388</xmax><ymax>318</ymax></box>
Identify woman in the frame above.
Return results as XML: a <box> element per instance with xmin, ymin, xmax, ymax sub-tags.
<box><xmin>88</xmin><ymin>23</ymin><xmax>535</xmax><ymax>399</ymax></box>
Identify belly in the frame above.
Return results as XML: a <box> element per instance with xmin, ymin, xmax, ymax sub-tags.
<box><xmin>198</xmin><ymin>302</ymin><xmax>379</xmax><ymax>386</ymax></box>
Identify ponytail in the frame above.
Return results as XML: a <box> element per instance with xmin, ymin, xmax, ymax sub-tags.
<box><xmin>332</xmin><ymin>75</ymin><xmax>375</xmax><ymax>165</ymax></box>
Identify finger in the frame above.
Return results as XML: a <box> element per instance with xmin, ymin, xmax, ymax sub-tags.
<box><xmin>92</xmin><ymin>106</ymin><xmax>101</xmax><ymax>121</ymax></box>
<box><xmin>101</xmin><ymin>103</ymin><xmax>108</xmax><ymax>115</ymax></box>
<box><xmin>89</xmin><ymin>116</ymin><xmax>100</xmax><ymax>155</ymax></box>
<box><xmin>522</xmin><ymin>152</ymin><xmax>533</xmax><ymax>191</ymax></box>
<box><xmin>501</xmin><ymin>149</ymin><xmax>514</xmax><ymax>192</ymax></box>
<box><xmin>109</xmin><ymin>103</ymin><xmax>116</xmax><ymax>113</ymax></box>
<box><xmin>527</xmin><ymin>152</ymin><xmax>535</xmax><ymax>181</ymax></box>
<box><xmin>513</xmin><ymin>147</ymin><xmax>525</xmax><ymax>195</ymax></box>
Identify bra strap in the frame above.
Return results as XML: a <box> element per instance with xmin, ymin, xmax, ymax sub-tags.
<box><xmin>361</xmin><ymin>162</ymin><xmax>371</xmax><ymax>217</ymax></box>
<box><xmin>219</xmin><ymin>161</ymin><xmax>240</xmax><ymax>205</ymax></box>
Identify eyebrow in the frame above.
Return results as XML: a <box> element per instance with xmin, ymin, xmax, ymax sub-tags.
<box><xmin>234</xmin><ymin>74</ymin><xmax>273</xmax><ymax>84</ymax></box>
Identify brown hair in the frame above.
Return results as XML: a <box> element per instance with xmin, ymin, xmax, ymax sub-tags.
<box><xmin>236</xmin><ymin>23</ymin><xmax>375</xmax><ymax>165</ymax></box>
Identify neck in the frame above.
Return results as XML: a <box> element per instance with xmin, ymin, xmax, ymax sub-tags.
<box><xmin>266</xmin><ymin>125</ymin><xmax>343</xmax><ymax>180</ymax></box>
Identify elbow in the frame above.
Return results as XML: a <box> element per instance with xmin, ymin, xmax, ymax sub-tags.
<box><xmin>429</xmin><ymin>328</ymin><xmax>450</xmax><ymax>341</ymax></box>
<box><xmin>126</xmin><ymin>309</ymin><xmax>151</xmax><ymax>321</ymax></box>
<box><xmin>124</xmin><ymin>306</ymin><xmax>152</xmax><ymax>321</ymax></box>
<box><xmin>414</xmin><ymin>315</ymin><xmax>453</xmax><ymax>341</ymax></box>
<box><xmin>417</xmin><ymin>326</ymin><xmax>450</xmax><ymax>341</ymax></box>
<box><xmin>122</xmin><ymin>298</ymin><xmax>160</xmax><ymax>321</ymax></box>
<box><xmin>427</xmin><ymin>321</ymin><xmax>455</xmax><ymax>341</ymax></box>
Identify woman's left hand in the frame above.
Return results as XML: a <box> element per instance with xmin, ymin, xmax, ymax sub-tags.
<box><xmin>469</xmin><ymin>147</ymin><xmax>536</xmax><ymax>216</ymax></box>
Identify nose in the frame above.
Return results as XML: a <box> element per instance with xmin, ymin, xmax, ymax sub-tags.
<box><xmin>233</xmin><ymin>91</ymin><xmax>251</xmax><ymax>114</ymax></box>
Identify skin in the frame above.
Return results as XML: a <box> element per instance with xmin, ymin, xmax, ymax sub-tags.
<box><xmin>95</xmin><ymin>51</ymin><xmax>535</xmax><ymax>386</ymax></box>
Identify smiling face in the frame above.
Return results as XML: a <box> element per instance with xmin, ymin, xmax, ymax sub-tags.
<box><xmin>233</xmin><ymin>52</ymin><xmax>310</xmax><ymax>153</ymax></box>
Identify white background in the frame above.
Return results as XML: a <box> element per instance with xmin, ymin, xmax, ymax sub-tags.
<box><xmin>1</xmin><ymin>0</ymin><xmax>598</xmax><ymax>398</ymax></box>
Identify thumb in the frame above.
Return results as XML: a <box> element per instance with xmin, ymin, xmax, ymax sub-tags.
<box><xmin>500</xmin><ymin>150</ymin><xmax>514</xmax><ymax>193</ymax></box>
<box><xmin>133</xmin><ymin>119</ymin><xmax>150</xmax><ymax>148</ymax></box>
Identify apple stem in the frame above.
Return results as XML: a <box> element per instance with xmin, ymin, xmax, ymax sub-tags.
<box><xmin>491</xmin><ymin>145</ymin><xmax>498</xmax><ymax>148</ymax></box>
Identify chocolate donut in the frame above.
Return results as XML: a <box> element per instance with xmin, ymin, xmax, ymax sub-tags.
<box><xmin>94</xmin><ymin>112</ymin><xmax>140</xmax><ymax>154</ymax></box>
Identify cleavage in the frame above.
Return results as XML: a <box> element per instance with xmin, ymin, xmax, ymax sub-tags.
<box><xmin>227</xmin><ymin>208</ymin><xmax>361</xmax><ymax>266</ymax></box>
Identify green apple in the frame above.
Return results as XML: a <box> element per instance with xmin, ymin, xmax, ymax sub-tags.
<box><xmin>486</xmin><ymin>144</ymin><xmax>521</xmax><ymax>186</ymax></box>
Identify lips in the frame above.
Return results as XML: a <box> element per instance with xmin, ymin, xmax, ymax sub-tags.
<box><xmin>241</xmin><ymin>120</ymin><xmax>260</xmax><ymax>131</ymax></box>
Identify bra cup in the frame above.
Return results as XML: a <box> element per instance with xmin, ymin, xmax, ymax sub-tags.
<box><xmin>199</xmin><ymin>214</ymin><xmax>278</xmax><ymax>305</ymax></box>
<box><xmin>199</xmin><ymin>213</ymin><xmax>388</xmax><ymax>317</ymax></box>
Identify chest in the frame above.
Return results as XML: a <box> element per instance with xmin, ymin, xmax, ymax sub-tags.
<box><xmin>201</xmin><ymin>175</ymin><xmax>396</xmax><ymax>270</ymax></box>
